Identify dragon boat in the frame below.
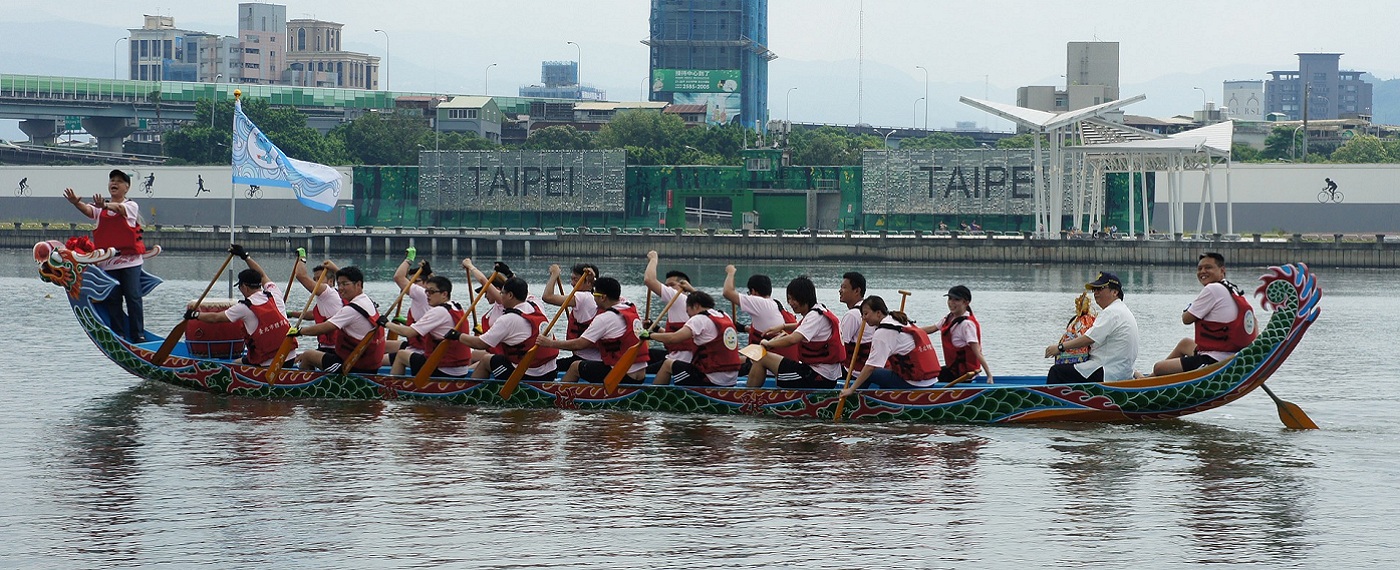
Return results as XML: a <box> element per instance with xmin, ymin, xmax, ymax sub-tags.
<box><xmin>35</xmin><ymin>239</ymin><xmax>1321</xmax><ymax>425</ymax></box>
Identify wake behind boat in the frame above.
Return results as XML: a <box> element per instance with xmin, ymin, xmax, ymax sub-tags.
<box><xmin>34</xmin><ymin>239</ymin><xmax>1322</xmax><ymax>425</ymax></box>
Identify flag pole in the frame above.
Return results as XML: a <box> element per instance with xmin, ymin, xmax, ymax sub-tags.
<box><xmin>230</xmin><ymin>89</ymin><xmax>240</xmax><ymax>246</ymax></box>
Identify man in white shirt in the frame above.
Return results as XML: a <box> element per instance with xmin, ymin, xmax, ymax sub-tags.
<box><xmin>293</xmin><ymin>265</ymin><xmax>385</xmax><ymax>374</ymax></box>
<box><xmin>722</xmin><ymin>265</ymin><xmax>798</xmax><ymax>375</ymax></box>
<box><xmin>291</xmin><ymin>256</ymin><xmax>343</xmax><ymax>352</ymax></box>
<box><xmin>383</xmin><ymin>275</ymin><xmax>473</xmax><ymax>378</ymax></box>
<box><xmin>644</xmin><ymin>250</ymin><xmax>693</xmax><ymax>372</ymax></box>
<box><xmin>448</xmin><ymin>276</ymin><xmax>559</xmax><ymax>382</ymax></box>
<box><xmin>542</xmin><ymin>262</ymin><xmax>599</xmax><ymax>372</ymax></box>
<box><xmin>537</xmin><ymin>277</ymin><xmax>647</xmax><ymax>384</ymax></box>
<box><xmin>1150</xmin><ymin>252</ymin><xmax>1258</xmax><ymax>375</ymax></box>
<box><xmin>838</xmin><ymin>271</ymin><xmax>874</xmax><ymax>375</ymax></box>
<box><xmin>646</xmin><ymin>291</ymin><xmax>742</xmax><ymax>387</ymax></box>
<box><xmin>746</xmin><ymin>276</ymin><xmax>847</xmax><ymax>389</ymax></box>
<box><xmin>1044</xmin><ymin>272</ymin><xmax>1139</xmax><ymax>383</ymax></box>
<box><xmin>186</xmin><ymin>244</ymin><xmax>291</xmax><ymax>367</ymax></box>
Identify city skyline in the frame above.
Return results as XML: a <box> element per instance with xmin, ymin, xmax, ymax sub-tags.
<box><xmin>2</xmin><ymin>0</ymin><xmax>1396</xmax><ymax>139</ymax></box>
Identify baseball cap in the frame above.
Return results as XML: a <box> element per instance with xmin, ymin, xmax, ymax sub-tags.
<box><xmin>944</xmin><ymin>285</ymin><xmax>972</xmax><ymax>302</ymax></box>
<box><xmin>109</xmin><ymin>169</ymin><xmax>131</xmax><ymax>183</ymax></box>
<box><xmin>1085</xmin><ymin>272</ymin><xmax>1122</xmax><ymax>290</ymax></box>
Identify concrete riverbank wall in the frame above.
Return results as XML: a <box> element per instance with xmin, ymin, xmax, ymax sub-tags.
<box><xmin>6</xmin><ymin>224</ymin><xmax>1400</xmax><ymax>268</ymax></box>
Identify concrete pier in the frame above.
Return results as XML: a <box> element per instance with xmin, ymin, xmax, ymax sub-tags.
<box><xmin>5</xmin><ymin>224</ymin><xmax>1399</xmax><ymax>268</ymax></box>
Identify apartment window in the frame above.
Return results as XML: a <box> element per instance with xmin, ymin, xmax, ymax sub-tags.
<box><xmin>746</xmin><ymin>157</ymin><xmax>771</xmax><ymax>171</ymax></box>
<box><xmin>139</xmin><ymin>40</ymin><xmax>148</xmax><ymax>58</ymax></box>
<box><xmin>245</xmin><ymin>48</ymin><xmax>260</xmax><ymax>54</ymax></box>
<box><xmin>270</xmin><ymin>50</ymin><xmax>275</xmax><ymax>60</ymax></box>
<box><xmin>298</xmin><ymin>29</ymin><xmax>305</xmax><ymax>51</ymax></box>
<box><xmin>1312</xmin><ymin>72</ymin><xmax>1326</xmax><ymax>81</ymax></box>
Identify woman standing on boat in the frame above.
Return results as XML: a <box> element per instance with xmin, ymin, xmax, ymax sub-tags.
<box><xmin>63</xmin><ymin>169</ymin><xmax>147</xmax><ymax>342</ymax></box>
<box><xmin>745</xmin><ymin>276</ymin><xmax>846</xmax><ymax>389</ymax></box>
<box><xmin>840</xmin><ymin>296</ymin><xmax>942</xmax><ymax>396</ymax></box>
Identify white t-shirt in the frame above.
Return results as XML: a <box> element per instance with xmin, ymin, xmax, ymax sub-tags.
<box><xmin>1075</xmin><ymin>298</ymin><xmax>1139</xmax><ymax>381</ymax></box>
<box><xmin>566</xmin><ymin>290</ymin><xmax>600</xmax><ymax>361</ymax></box>
<box><xmin>865</xmin><ymin>316</ymin><xmax>938</xmax><ymax>386</ymax></box>
<box><xmin>1189</xmin><ymin>281</ymin><xmax>1243</xmax><ymax>361</ymax></box>
<box><xmin>932</xmin><ymin>313</ymin><xmax>980</xmax><ymax>349</ymax></box>
<box><xmin>312</xmin><ymin>284</ymin><xmax>343</xmax><ymax>333</ymax></box>
<box><xmin>328</xmin><ymin>293</ymin><xmax>378</xmax><ymax>343</ymax></box>
<box><xmin>480</xmin><ymin>301</ymin><xmax>557</xmax><ymax>377</ymax></box>
<box><xmin>840</xmin><ymin>305</ymin><xmax>876</xmax><ymax>345</ymax></box>
<box><xmin>483</xmin><ymin>302</ymin><xmax>504</xmax><ymax>329</ymax></box>
<box><xmin>683</xmin><ymin>309</ymin><xmax>738</xmax><ymax>386</ymax></box>
<box><xmin>409</xmin><ymin>304</ymin><xmax>472</xmax><ymax>376</ymax></box>
<box><xmin>658</xmin><ymin>287</ymin><xmax>693</xmax><ymax>361</ymax></box>
<box><xmin>793</xmin><ymin>305</ymin><xmax>842</xmax><ymax>381</ymax></box>
<box><xmin>406</xmin><ymin>283</ymin><xmax>429</xmax><ymax>322</ymax></box>
<box><xmin>581</xmin><ymin>304</ymin><xmax>646</xmax><ymax>375</ymax></box>
<box><xmin>737</xmin><ymin>294</ymin><xmax>787</xmax><ymax>337</ymax></box>
<box><xmin>90</xmin><ymin>201</ymin><xmax>144</xmax><ymax>271</ymax></box>
<box><xmin>223</xmin><ymin>282</ymin><xmax>287</xmax><ymax>335</ymax></box>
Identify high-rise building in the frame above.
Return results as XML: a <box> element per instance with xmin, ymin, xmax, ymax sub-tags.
<box><xmin>128</xmin><ymin>15</ymin><xmax>226</xmax><ymax>82</ymax></box>
<box><xmin>284</xmin><ymin>18</ymin><xmax>380</xmax><ymax>89</ymax></box>
<box><xmin>1265</xmin><ymin>53</ymin><xmax>1373</xmax><ymax>120</ymax></box>
<box><xmin>644</xmin><ymin>0</ymin><xmax>774</xmax><ymax>128</ymax></box>
<box><xmin>1223</xmin><ymin>80</ymin><xmax>1265</xmax><ymax>122</ymax></box>
<box><xmin>237</xmin><ymin>3</ymin><xmax>287</xmax><ymax>85</ymax></box>
<box><xmin>519</xmin><ymin>61</ymin><xmax>605</xmax><ymax>99</ymax></box>
<box><xmin>1017</xmin><ymin>41</ymin><xmax>1119</xmax><ymax>114</ymax></box>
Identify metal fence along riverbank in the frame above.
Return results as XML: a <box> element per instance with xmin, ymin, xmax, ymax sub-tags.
<box><xmin>6</xmin><ymin>224</ymin><xmax>1400</xmax><ymax>267</ymax></box>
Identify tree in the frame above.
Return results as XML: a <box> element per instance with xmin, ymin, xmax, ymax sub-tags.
<box><xmin>899</xmin><ymin>132</ymin><xmax>977</xmax><ymax>150</ymax></box>
<box><xmin>521</xmin><ymin>125</ymin><xmax>593</xmax><ymax>150</ymax></box>
<box><xmin>1329</xmin><ymin>134</ymin><xmax>1393</xmax><ymax>163</ymax></box>
<box><xmin>594</xmin><ymin>110</ymin><xmax>688</xmax><ymax>164</ymax></box>
<box><xmin>1230</xmin><ymin>142</ymin><xmax>1262</xmax><ymax>163</ymax></box>
<box><xmin>332</xmin><ymin>111</ymin><xmax>432</xmax><ymax>165</ymax></box>
<box><xmin>1260</xmin><ymin>125</ymin><xmax>1303</xmax><ymax>161</ymax></box>
<box><xmin>995</xmin><ymin>133</ymin><xmax>1047</xmax><ymax>149</ymax></box>
<box><xmin>163</xmin><ymin>98</ymin><xmax>343</xmax><ymax>165</ymax></box>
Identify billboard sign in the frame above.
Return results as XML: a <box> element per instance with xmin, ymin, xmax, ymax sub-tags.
<box><xmin>673</xmin><ymin>92</ymin><xmax>742</xmax><ymax>126</ymax></box>
<box><xmin>419</xmin><ymin>150</ymin><xmax>626</xmax><ymax>212</ymax></box>
<box><xmin>651</xmin><ymin>69</ymin><xmax>740</xmax><ymax>93</ymax></box>
<box><xmin>861</xmin><ymin>149</ymin><xmax>1060</xmax><ymax>216</ymax></box>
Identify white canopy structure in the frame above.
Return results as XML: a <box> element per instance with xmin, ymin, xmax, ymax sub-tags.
<box><xmin>960</xmin><ymin>95</ymin><xmax>1145</xmax><ymax>237</ymax></box>
<box><xmin>1065</xmin><ymin>120</ymin><xmax>1236</xmax><ymax>237</ymax></box>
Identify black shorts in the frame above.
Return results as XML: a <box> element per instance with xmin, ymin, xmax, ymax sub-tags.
<box><xmin>1179</xmin><ymin>354</ymin><xmax>1219</xmax><ymax>371</ymax></box>
<box><xmin>775</xmin><ymin>359</ymin><xmax>838</xmax><ymax>389</ymax></box>
<box><xmin>484</xmin><ymin>354</ymin><xmax>557</xmax><ymax>382</ymax></box>
<box><xmin>318</xmin><ymin>352</ymin><xmax>379</xmax><ymax>374</ymax></box>
<box><xmin>576</xmin><ymin>360</ymin><xmax>645</xmax><ymax>384</ymax></box>
<box><xmin>646</xmin><ymin>347</ymin><xmax>669</xmax><ymax>374</ymax></box>
<box><xmin>1046</xmin><ymin>363</ymin><xmax>1105</xmax><ymax>384</ymax></box>
<box><xmin>407</xmin><ymin>352</ymin><xmax>469</xmax><ymax>379</ymax></box>
<box><xmin>669</xmin><ymin>360</ymin><xmax>724</xmax><ymax>387</ymax></box>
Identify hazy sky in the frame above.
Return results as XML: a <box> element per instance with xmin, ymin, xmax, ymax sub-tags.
<box><xmin>3</xmin><ymin>0</ymin><xmax>1394</xmax><ymax>136</ymax></box>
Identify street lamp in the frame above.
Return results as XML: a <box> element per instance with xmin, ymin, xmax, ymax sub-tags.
<box><xmin>484</xmin><ymin>63</ymin><xmax>498</xmax><ymax>95</ymax></box>
<box><xmin>1193</xmin><ymin>86</ymin><xmax>1208</xmax><ymax>124</ymax></box>
<box><xmin>1290</xmin><ymin>124</ymin><xmax>1305</xmax><ymax>161</ymax></box>
<box><xmin>915</xmin><ymin>65</ymin><xmax>929</xmax><ymax>131</ymax></box>
<box><xmin>876</xmin><ymin>129</ymin><xmax>894</xmax><ymax>149</ymax></box>
<box><xmin>566</xmin><ymin>41</ymin><xmax>582</xmax><ymax>96</ymax></box>
<box><xmin>914</xmin><ymin>97</ymin><xmax>925</xmax><ymax>128</ymax></box>
<box><xmin>373</xmin><ymin>29</ymin><xmax>389</xmax><ymax>90</ymax></box>
<box><xmin>113</xmin><ymin>37</ymin><xmax>128</xmax><ymax>80</ymax></box>
<box><xmin>785</xmin><ymin>86</ymin><xmax>797</xmax><ymax>124</ymax></box>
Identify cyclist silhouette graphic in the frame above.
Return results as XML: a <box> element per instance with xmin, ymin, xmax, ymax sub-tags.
<box><xmin>16</xmin><ymin>177</ymin><xmax>29</xmax><ymax>196</ymax></box>
<box><xmin>141</xmin><ymin>173</ymin><xmax>155</xmax><ymax>195</ymax></box>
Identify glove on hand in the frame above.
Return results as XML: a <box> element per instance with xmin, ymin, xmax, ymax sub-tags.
<box><xmin>184</xmin><ymin>309</ymin><xmax>200</xmax><ymax>320</ymax></box>
<box><xmin>229</xmin><ymin>244</ymin><xmax>249</xmax><ymax>260</ymax></box>
<box><xmin>444</xmin><ymin>329</ymin><xmax>462</xmax><ymax>342</ymax></box>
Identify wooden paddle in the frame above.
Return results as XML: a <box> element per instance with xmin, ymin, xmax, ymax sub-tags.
<box><xmin>500</xmin><ymin>271</ymin><xmax>591</xmax><ymax>399</ymax></box>
<box><xmin>411</xmin><ymin>270</ymin><xmax>498</xmax><ymax>387</ymax></box>
<box><xmin>341</xmin><ymin>265</ymin><xmax>422</xmax><ymax>374</ymax></box>
<box><xmin>832</xmin><ymin>320</ymin><xmax>867</xmax><ymax>423</ymax></box>
<box><xmin>153</xmin><ymin>252</ymin><xmax>235</xmax><ymax>366</ymax></box>
<box><xmin>942</xmin><ymin>369</ymin><xmax>980</xmax><ymax>388</ymax></box>
<box><xmin>1260</xmin><ymin>384</ymin><xmax>1319</xmax><ymax>430</ymax></box>
<box><xmin>602</xmin><ymin>289</ymin><xmax>682</xmax><ymax>392</ymax></box>
<box><xmin>266</xmin><ymin>263</ymin><xmax>326</xmax><ymax>384</ymax></box>
<box><xmin>282</xmin><ymin>257</ymin><xmax>300</xmax><ymax>303</ymax></box>
<box><xmin>897</xmin><ymin>290</ymin><xmax>912</xmax><ymax>312</ymax></box>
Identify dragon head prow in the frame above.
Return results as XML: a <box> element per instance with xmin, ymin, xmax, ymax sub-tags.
<box><xmin>34</xmin><ymin>240</ymin><xmax>115</xmax><ymax>297</ymax></box>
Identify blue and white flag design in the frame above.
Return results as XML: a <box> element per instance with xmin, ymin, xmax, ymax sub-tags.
<box><xmin>232</xmin><ymin>99</ymin><xmax>341</xmax><ymax>212</ymax></box>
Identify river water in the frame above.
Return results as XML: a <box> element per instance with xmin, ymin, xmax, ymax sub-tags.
<box><xmin>2</xmin><ymin>250</ymin><xmax>1396</xmax><ymax>569</ymax></box>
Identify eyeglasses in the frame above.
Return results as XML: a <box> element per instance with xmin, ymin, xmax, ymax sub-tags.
<box><xmin>423</xmin><ymin>289</ymin><xmax>443</xmax><ymax>294</ymax></box>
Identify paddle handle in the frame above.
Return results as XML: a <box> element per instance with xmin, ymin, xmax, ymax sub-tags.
<box><xmin>833</xmin><ymin>320</ymin><xmax>867</xmax><ymax>424</ymax></box>
<box><xmin>603</xmin><ymin>289</ymin><xmax>683</xmax><ymax>392</ymax></box>
<box><xmin>282</xmin><ymin>257</ymin><xmax>300</xmax><ymax>303</ymax></box>
<box><xmin>898</xmin><ymin>290</ymin><xmax>912</xmax><ymax>313</ymax></box>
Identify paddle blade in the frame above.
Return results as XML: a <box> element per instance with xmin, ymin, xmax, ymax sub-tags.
<box><xmin>411</xmin><ymin>343</ymin><xmax>450</xmax><ymax>388</ymax></box>
<box><xmin>1276</xmin><ymin>400</ymin><xmax>1320</xmax><ymax>430</ymax></box>
<box><xmin>265</xmin><ymin>336</ymin><xmax>298</xmax><ymax>384</ymax></box>
<box><xmin>833</xmin><ymin>395</ymin><xmax>848</xmax><ymax>424</ymax></box>
<box><xmin>152</xmin><ymin>319</ymin><xmax>188</xmax><ymax>366</ymax></box>
<box><xmin>602</xmin><ymin>343</ymin><xmax>641</xmax><ymax>392</ymax></box>
<box><xmin>499</xmin><ymin>347</ymin><xmax>538</xmax><ymax>399</ymax></box>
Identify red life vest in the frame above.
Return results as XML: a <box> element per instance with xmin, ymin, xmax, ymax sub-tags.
<box><xmin>92</xmin><ymin>205</ymin><xmax>145</xmax><ymax>256</ymax></box>
<box><xmin>1194</xmin><ymin>286</ymin><xmax>1259</xmax><ymax>353</ymax></box>
<box><xmin>238</xmin><ymin>291</ymin><xmax>291</xmax><ymax>365</ymax></box>
<box><xmin>746</xmin><ymin>298</ymin><xmax>800</xmax><ymax>360</ymax></box>
<box><xmin>419</xmin><ymin>303</ymin><xmax>475</xmax><ymax>369</ymax></box>
<box><xmin>843</xmin><ymin>309</ymin><xmax>872</xmax><ymax>372</ymax></box>
<box><xmin>492</xmin><ymin>300</ymin><xmax>560</xmax><ymax>365</ymax></box>
<box><xmin>877</xmin><ymin>322</ymin><xmax>942</xmax><ymax>382</ymax></box>
<box><xmin>663</xmin><ymin>320</ymin><xmax>700</xmax><ymax>353</ymax></box>
<box><xmin>692</xmin><ymin>310</ymin><xmax>742</xmax><ymax>374</ymax></box>
<box><xmin>335</xmin><ymin>302</ymin><xmax>385</xmax><ymax>372</ymax></box>
<box><xmin>565</xmin><ymin>294</ymin><xmax>594</xmax><ymax>341</ymax></box>
<box><xmin>480</xmin><ymin>303</ymin><xmax>501</xmax><ymax>333</ymax></box>
<box><xmin>597</xmin><ymin>303</ymin><xmax>649</xmax><ymax>366</ymax></box>
<box><xmin>311</xmin><ymin>303</ymin><xmax>339</xmax><ymax>350</ymax></box>
<box><xmin>796</xmin><ymin>307</ymin><xmax>847</xmax><ymax>365</ymax></box>
<box><xmin>939</xmin><ymin>312</ymin><xmax>982</xmax><ymax>377</ymax></box>
<box><xmin>404</xmin><ymin>311</ymin><xmax>430</xmax><ymax>353</ymax></box>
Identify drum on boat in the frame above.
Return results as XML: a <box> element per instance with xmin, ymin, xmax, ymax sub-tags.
<box><xmin>185</xmin><ymin>298</ymin><xmax>245</xmax><ymax>358</ymax></box>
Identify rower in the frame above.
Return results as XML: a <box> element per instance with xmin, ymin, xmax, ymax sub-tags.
<box><xmin>542</xmin><ymin>262</ymin><xmax>599</xmax><ymax>373</ymax></box>
<box><xmin>721</xmin><ymin>265</ymin><xmax>799</xmax><ymax>372</ymax></box>
<box><xmin>838</xmin><ymin>271</ymin><xmax>874</xmax><ymax>377</ymax></box>
<box><xmin>536</xmin><ymin>277</ymin><xmax>648</xmax><ymax>384</ymax></box>
<box><xmin>291</xmin><ymin>265</ymin><xmax>386</xmax><ymax>374</ymax></box>
<box><xmin>447</xmin><ymin>277</ymin><xmax>560</xmax><ymax>382</ymax></box>
<box><xmin>839</xmin><ymin>296</ymin><xmax>941</xmax><ymax>396</ymax></box>
<box><xmin>1150</xmin><ymin>252</ymin><xmax>1257</xmax><ymax>375</ymax></box>
<box><xmin>382</xmin><ymin>275</ymin><xmax>471</xmax><ymax>378</ymax></box>
<box><xmin>646</xmin><ymin>291</ymin><xmax>742</xmax><ymax>387</ymax></box>
<box><xmin>385</xmin><ymin>248</ymin><xmax>432</xmax><ymax>367</ymax></box>
<box><xmin>290</xmin><ymin>253</ymin><xmax>341</xmax><ymax>353</ymax></box>
<box><xmin>461</xmin><ymin>258</ymin><xmax>511</xmax><ymax>365</ymax></box>
<box><xmin>643</xmin><ymin>250</ymin><xmax>694</xmax><ymax>373</ymax></box>
<box><xmin>185</xmin><ymin>244</ymin><xmax>292</xmax><ymax>367</ymax></box>
<box><xmin>745</xmin><ymin>276</ymin><xmax>847</xmax><ymax>389</ymax></box>
<box><xmin>922</xmin><ymin>285</ymin><xmax>994</xmax><ymax>384</ymax></box>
